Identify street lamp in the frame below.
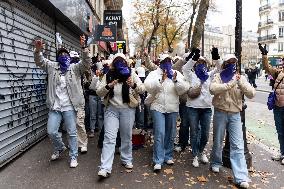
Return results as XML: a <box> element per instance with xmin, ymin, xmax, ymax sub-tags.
<box><xmin>222</xmin><ymin>0</ymin><xmax>252</xmax><ymax>169</ymax></box>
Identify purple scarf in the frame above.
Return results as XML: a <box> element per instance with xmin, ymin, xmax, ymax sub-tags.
<box><xmin>220</xmin><ymin>64</ymin><xmax>236</xmax><ymax>83</ymax></box>
<box><xmin>114</xmin><ymin>60</ymin><xmax>131</xmax><ymax>77</ymax></box>
<box><xmin>102</xmin><ymin>64</ymin><xmax>110</xmax><ymax>74</ymax></box>
<box><xmin>160</xmin><ymin>61</ymin><xmax>173</xmax><ymax>79</ymax></box>
<box><xmin>195</xmin><ymin>64</ymin><xmax>209</xmax><ymax>82</ymax></box>
<box><xmin>57</xmin><ymin>55</ymin><xmax>71</xmax><ymax>74</ymax></box>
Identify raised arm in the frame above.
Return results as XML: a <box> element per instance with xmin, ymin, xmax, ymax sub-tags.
<box><xmin>33</xmin><ymin>39</ymin><xmax>56</xmax><ymax>71</ymax></box>
<box><xmin>259</xmin><ymin>43</ymin><xmax>277</xmax><ymax>79</ymax></box>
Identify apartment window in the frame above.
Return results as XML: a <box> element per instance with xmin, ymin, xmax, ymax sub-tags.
<box><xmin>279</xmin><ymin>11</ymin><xmax>284</xmax><ymax>21</ymax></box>
<box><xmin>279</xmin><ymin>42</ymin><xmax>284</xmax><ymax>52</ymax></box>
<box><xmin>279</xmin><ymin>27</ymin><xmax>284</xmax><ymax>37</ymax></box>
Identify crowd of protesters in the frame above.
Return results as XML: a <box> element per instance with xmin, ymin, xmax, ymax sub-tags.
<box><xmin>33</xmin><ymin>36</ymin><xmax>284</xmax><ymax>189</ymax></box>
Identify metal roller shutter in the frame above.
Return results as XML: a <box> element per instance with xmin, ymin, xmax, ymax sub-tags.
<box><xmin>0</xmin><ymin>0</ymin><xmax>82</xmax><ymax>166</ymax></box>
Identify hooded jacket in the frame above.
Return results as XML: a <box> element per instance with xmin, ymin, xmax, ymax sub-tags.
<box><xmin>210</xmin><ymin>73</ymin><xmax>255</xmax><ymax>113</ymax></box>
<box><xmin>144</xmin><ymin>67</ymin><xmax>188</xmax><ymax>113</ymax></box>
<box><xmin>182</xmin><ymin>59</ymin><xmax>222</xmax><ymax>108</ymax></box>
<box><xmin>34</xmin><ymin>48</ymin><xmax>91</xmax><ymax>111</ymax></box>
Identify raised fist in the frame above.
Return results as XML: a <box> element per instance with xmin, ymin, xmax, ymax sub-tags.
<box><xmin>258</xmin><ymin>43</ymin><xmax>268</xmax><ymax>55</ymax></box>
<box><xmin>211</xmin><ymin>46</ymin><xmax>220</xmax><ymax>60</ymax></box>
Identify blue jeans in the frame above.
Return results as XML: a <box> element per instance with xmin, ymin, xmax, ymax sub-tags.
<box><xmin>100</xmin><ymin>106</ymin><xmax>135</xmax><ymax>173</ymax></box>
<box><xmin>152</xmin><ymin>110</ymin><xmax>178</xmax><ymax>164</ymax></box>
<box><xmin>273</xmin><ymin>106</ymin><xmax>284</xmax><ymax>155</ymax></box>
<box><xmin>178</xmin><ymin>102</ymin><xmax>189</xmax><ymax>148</ymax></box>
<box><xmin>186</xmin><ymin>107</ymin><xmax>212</xmax><ymax>157</ymax></box>
<box><xmin>47</xmin><ymin>110</ymin><xmax>78</xmax><ymax>159</ymax></box>
<box><xmin>210</xmin><ymin>110</ymin><xmax>249</xmax><ymax>183</ymax></box>
<box><xmin>89</xmin><ymin>95</ymin><xmax>103</xmax><ymax>131</ymax></box>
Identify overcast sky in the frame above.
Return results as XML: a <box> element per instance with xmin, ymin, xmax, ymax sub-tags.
<box><xmin>122</xmin><ymin>0</ymin><xmax>259</xmax><ymax>54</ymax></box>
<box><xmin>122</xmin><ymin>0</ymin><xmax>259</xmax><ymax>31</ymax></box>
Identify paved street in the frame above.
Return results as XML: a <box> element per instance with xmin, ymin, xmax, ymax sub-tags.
<box><xmin>1</xmin><ymin>95</ymin><xmax>284</xmax><ymax>189</ymax></box>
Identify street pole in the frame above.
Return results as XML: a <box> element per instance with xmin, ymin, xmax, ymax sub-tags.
<box><xmin>201</xmin><ymin>24</ymin><xmax>205</xmax><ymax>56</ymax></box>
<box><xmin>222</xmin><ymin>0</ymin><xmax>252</xmax><ymax>169</ymax></box>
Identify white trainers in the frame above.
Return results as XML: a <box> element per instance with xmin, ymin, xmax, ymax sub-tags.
<box><xmin>124</xmin><ymin>163</ymin><xmax>133</xmax><ymax>169</ymax></box>
<box><xmin>281</xmin><ymin>158</ymin><xmax>284</xmax><ymax>165</ymax></box>
<box><xmin>192</xmin><ymin>156</ymin><xmax>199</xmax><ymax>167</ymax></box>
<box><xmin>80</xmin><ymin>146</ymin><xmax>87</xmax><ymax>153</ymax></box>
<box><xmin>70</xmin><ymin>158</ymin><xmax>78</xmax><ymax>168</ymax></box>
<box><xmin>211</xmin><ymin>166</ymin><xmax>220</xmax><ymax>173</ymax></box>
<box><xmin>50</xmin><ymin>146</ymin><xmax>67</xmax><ymax>161</ymax></box>
<box><xmin>271</xmin><ymin>154</ymin><xmax>282</xmax><ymax>161</ymax></box>
<box><xmin>239</xmin><ymin>182</ymin><xmax>249</xmax><ymax>189</ymax></box>
<box><xmin>153</xmin><ymin>164</ymin><xmax>162</xmax><ymax>171</ymax></box>
<box><xmin>98</xmin><ymin>169</ymin><xmax>110</xmax><ymax>178</ymax></box>
<box><xmin>166</xmin><ymin>160</ymin><xmax>174</xmax><ymax>165</ymax></box>
<box><xmin>174</xmin><ymin>146</ymin><xmax>182</xmax><ymax>152</ymax></box>
<box><xmin>200</xmin><ymin>153</ymin><xmax>209</xmax><ymax>164</ymax></box>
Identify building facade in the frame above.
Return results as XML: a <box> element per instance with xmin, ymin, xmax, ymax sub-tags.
<box><xmin>258</xmin><ymin>0</ymin><xmax>284</xmax><ymax>66</ymax></box>
<box><xmin>203</xmin><ymin>25</ymin><xmax>259</xmax><ymax>68</ymax></box>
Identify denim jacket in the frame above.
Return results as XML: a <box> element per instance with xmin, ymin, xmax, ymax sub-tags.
<box><xmin>34</xmin><ymin>49</ymin><xmax>91</xmax><ymax>111</ymax></box>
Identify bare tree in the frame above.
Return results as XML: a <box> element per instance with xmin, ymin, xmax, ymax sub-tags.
<box><xmin>187</xmin><ymin>0</ymin><xmax>200</xmax><ymax>49</ymax></box>
<box><xmin>190</xmin><ymin>0</ymin><xmax>210</xmax><ymax>48</ymax></box>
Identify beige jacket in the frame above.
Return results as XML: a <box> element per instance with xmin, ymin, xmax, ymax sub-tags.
<box><xmin>34</xmin><ymin>48</ymin><xmax>91</xmax><ymax>111</ymax></box>
<box><xmin>210</xmin><ymin>74</ymin><xmax>255</xmax><ymax>113</ymax></box>
<box><xmin>262</xmin><ymin>55</ymin><xmax>284</xmax><ymax>107</ymax></box>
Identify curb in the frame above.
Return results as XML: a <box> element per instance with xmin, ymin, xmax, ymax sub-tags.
<box><xmin>256</xmin><ymin>89</ymin><xmax>270</xmax><ymax>93</ymax></box>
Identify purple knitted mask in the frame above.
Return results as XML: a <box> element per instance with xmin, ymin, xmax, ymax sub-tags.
<box><xmin>57</xmin><ymin>55</ymin><xmax>71</xmax><ymax>74</ymax></box>
<box><xmin>220</xmin><ymin>63</ymin><xmax>236</xmax><ymax>83</ymax></box>
<box><xmin>160</xmin><ymin>60</ymin><xmax>173</xmax><ymax>79</ymax></box>
<box><xmin>114</xmin><ymin>59</ymin><xmax>130</xmax><ymax>77</ymax></box>
<box><xmin>195</xmin><ymin>64</ymin><xmax>209</xmax><ymax>82</ymax></box>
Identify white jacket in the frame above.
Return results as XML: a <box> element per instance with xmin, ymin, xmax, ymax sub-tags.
<box><xmin>96</xmin><ymin>72</ymin><xmax>145</xmax><ymax>108</ymax></box>
<box><xmin>182</xmin><ymin>59</ymin><xmax>222</xmax><ymax>108</ymax></box>
<box><xmin>144</xmin><ymin>68</ymin><xmax>188</xmax><ymax>113</ymax></box>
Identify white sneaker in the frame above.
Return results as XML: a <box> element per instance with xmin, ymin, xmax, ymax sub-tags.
<box><xmin>124</xmin><ymin>163</ymin><xmax>133</xmax><ymax>169</ymax></box>
<box><xmin>200</xmin><ymin>153</ymin><xmax>209</xmax><ymax>164</ymax></box>
<box><xmin>281</xmin><ymin>158</ymin><xmax>284</xmax><ymax>165</ymax></box>
<box><xmin>166</xmin><ymin>160</ymin><xmax>174</xmax><ymax>165</ymax></box>
<box><xmin>239</xmin><ymin>182</ymin><xmax>249</xmax><ymax>189</ymax></box>
<box><xmin>211</xmin><ymin>166</ymin><xmax>220</xmax><ymax>173</ymax></box>
<box><xmin>192</xmin><ymin>156</ymin><xmax>199</xmax><ymax>167</ymax></box>
<box><xmin>80</xmin><ymin>146</ymin><xmax>87</xmax><ymax>153</ymax></box>
<box><xmin>174</xmin><ymin>146</ymin><xmax>182</xmax><ymax>152</ymax></box>
<box><xmin>98</xmin><ymin>169</ymin><xmax>110</xmax><ymax>178</ymax></box>
<box><xmin>70</xmin><ymin>158</ymin><xmax>78</xmax><ymax>168</ymax></box>
<box><xmin>153</xmin><ymin>164</ymin><xmax>161</xmax><ymax>171</ymax></box>
<box><xmin>271</xmin><ymin>154</ymin><xmax>282</xmax><ymax>161</ymax></box>
<box><xmin>50</xmin><ymin>146</ymin><xmax>67</xmax><ymax>161</ymax></box>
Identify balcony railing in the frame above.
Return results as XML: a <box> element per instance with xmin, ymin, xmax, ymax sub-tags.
<box><xmin>258</xmin><ymin>34</ymin><xmax>277</xmax><ymax>42</ymax></box>
<box><xmin>258</xmin><ymin>19</ymin><xmax>273</xmax><ymax>28</ymax></box>
<box><xmin>259</xmin><ymin>4</ymin><xmax>271</xmax><ymax>12</ymax></box>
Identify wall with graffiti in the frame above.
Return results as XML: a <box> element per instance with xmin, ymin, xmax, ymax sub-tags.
<box><xmin>0</xmin><ymin>0</ymin><xmax>81</xmax><ymax>166</ymax></box>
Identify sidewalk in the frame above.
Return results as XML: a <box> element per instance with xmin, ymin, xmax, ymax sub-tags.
<box><xmin>255</xmin><ymin>77</ymin><xmax>271</xmax><ymax>93</ymax></box>
<box><xmin>1</xmin><ymin>124</ymin><xmax>284</xmax><ymax>189</ymax></box>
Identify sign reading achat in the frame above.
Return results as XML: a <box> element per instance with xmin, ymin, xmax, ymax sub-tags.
<box><xmin>104</xmin><ymin>10</ymin><xmax>122</xmax><ymax>29</ymax></box>
<box><xmin>95</xmin><ymin>25</ymin><xmax>117</xmax><ymax>42</ymax></box>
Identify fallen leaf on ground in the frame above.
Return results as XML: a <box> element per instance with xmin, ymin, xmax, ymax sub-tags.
<box><xmin>164</xmin><ymin>168</ymin><xmax>174</xmax><ymax>174</ymax></box>
<box><xmin>159</xmin><ymin>181</ymin><xmax>163</xmax><ymax>184</ymax></box>
<box><xmin>219</xmin><ymin>185</ymin><xmax>226</xmax><ymax>188</ymax></box>
<box><xmin>126</xmin><ymin>169</ymin><xmax>132</xmax><ymax>173</ymax></box>
<box><xmin>227</xmin><ymin>176</ymin><xmax>233</xmax><ymax>181</ymax></box>
<box><xmin>169</xmin><ymin>177</ymin><xmax>175</xmax><ymax>181</ymax></box>
<box><xmin>185</xmin><ymin>173</ymin><xmax>190</xmax><ymax>177</ymax></box>
<box><xmin>197</xmin><ymin>175</ymin><xmax>208</xmax><ymax>183</ymax></box>
<box><xmin>135</xmin><ymin>180</ymin><xmax>142</xmax><ymax>183</ymax></box>
<box><xmin>185</xmin><ymin>184</ymin><xmax>192</xmax><ymax>187</ymax></box>
<box><xmin>142</xmin><ymin>173</ymin><xmax>149</xmax><ymax>177</ymax></box>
